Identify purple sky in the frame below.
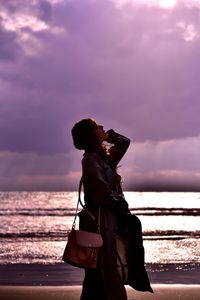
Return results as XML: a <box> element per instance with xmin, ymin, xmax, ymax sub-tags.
<box><xmin>1</xmin><ymin>0</ymin><xmax>200</xmax><ymax>191</ymax></box>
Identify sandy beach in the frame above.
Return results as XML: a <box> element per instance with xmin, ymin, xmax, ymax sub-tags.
<box><xmin>0</xmin><ymin>264</ymin><xmax>200</xmax><ymax>299</ymax></box>
<box><xmin>0</xmin><ymin>285</ymin><xmax>200</xmax><ymax>300</ymax></box>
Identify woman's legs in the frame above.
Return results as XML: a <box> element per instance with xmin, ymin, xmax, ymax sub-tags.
<box><xmin>107</xmin><ymin>268</ymin><xmax>127</xmax><ymax>300</ymax></box>
<box><xmin>80</xmin><ymin>268</ymin><xmax>127</xmax><ymax>300</ymax></box>
<box><xmin>80</xmin><ymin>269</ymin><xmax>106</xmax><ymax>300</ymax></box>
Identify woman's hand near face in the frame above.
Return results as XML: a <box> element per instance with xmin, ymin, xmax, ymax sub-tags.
<box><xmin>105</xmin><ymin>129</ymin><xmax>116</xmax><ymax>143</ymax></box>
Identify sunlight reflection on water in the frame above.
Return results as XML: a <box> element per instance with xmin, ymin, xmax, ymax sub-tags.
<box><xmin>0</xmin><ymin>191</ymin><xmax>199</xmax><ymax>264</ymax></box>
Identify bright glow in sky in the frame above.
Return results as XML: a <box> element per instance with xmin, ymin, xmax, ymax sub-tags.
<box><xmin>112</xmin><ymin>0</ymin><xmax>176</xmax><ymax>8</ymax></box>
<box><xmin>112</xmin><ymin>0</ymin><xmax>200</xmax><ymax>9</ymax></box>
<box><xmin>159</xmin><ymin>0</ymin><xmax>176</xmax><ymax>8</ymax></box>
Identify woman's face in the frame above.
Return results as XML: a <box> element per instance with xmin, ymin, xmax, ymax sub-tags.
<box><xmin>94</xmin><ymin>123</ymin><xmax>107</xmax><ymax>143</ymax></box>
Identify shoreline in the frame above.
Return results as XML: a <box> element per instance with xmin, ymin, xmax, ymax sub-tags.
<box><xmin>0</xmin><ymin>285</ymin><xmax>200</xmax><ymax>300</ymax></box>
<box><xmin>0</xmin><ymin>263</ymin><xmax>200</xmax><ymax>286</ymax></box>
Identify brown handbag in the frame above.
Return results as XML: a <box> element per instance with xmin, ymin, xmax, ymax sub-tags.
<box><xmin>62</xmin><ymin>178</ymin><xmax>103</xmax><ymax>268</ymax></box>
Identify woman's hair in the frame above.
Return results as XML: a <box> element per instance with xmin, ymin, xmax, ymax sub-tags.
<box><xmin>71</xmin><ymin>118</ymin><xmax>107</xmax><ymax>154</ymax></box>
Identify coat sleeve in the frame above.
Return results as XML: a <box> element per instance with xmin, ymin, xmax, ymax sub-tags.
<box><xmin>82</xmin><ymin>153</ymin><xmax>129</xmax><ymax>214</ymax></box>
<box><xmin>106</xmin><ymin>130</ymin><xmax>130</xmax><ymax>168</ymax></box>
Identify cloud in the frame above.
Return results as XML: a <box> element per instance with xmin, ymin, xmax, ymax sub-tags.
<box><xmin>1</xmin><ymin>134</ymin><xmax>200</xmax><ymax>191</ymax></box>
<box><xmin>0</xmin><ymin>150</ymin><xmax>82</xmax><ymax>190</ymax></box>
<box><xmin>121</xmin><ymin>135</ymin><xmax>200</xmax><ymax>190</ymax></box>
<box><xmin>0</xmin><ymin>0</ymin><xmax>200</xmax><ymax>190</ymax></box>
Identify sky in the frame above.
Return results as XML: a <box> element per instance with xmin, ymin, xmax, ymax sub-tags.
<box><xmin>0</xmin><ymin>0</ymin><xmax>200</xmax><ymax>191</ymax></box>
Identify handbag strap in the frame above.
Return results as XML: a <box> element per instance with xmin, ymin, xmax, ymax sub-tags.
<box><xmin>72</xmin><ymin>177</ymin><xmax>101</xmax><ymax>232</ymax></box>
<box><xmin>97</xmin><ymin>206</ymin><xmax>101</xmax><ymax>233</ymax></box>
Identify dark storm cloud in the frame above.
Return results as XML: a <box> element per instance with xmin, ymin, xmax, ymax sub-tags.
<box><xmin>0</xmin><ymin>27</ymin><xmax>22</xmax><ymax>61</ymax></box>
<box><xmin>37</xmin><ymin>0</ymin><xmax>52</xmax><ymax>22</ymax></box>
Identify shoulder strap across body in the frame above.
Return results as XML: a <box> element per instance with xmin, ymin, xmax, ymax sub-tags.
<box><xmin>72</xmin><ymin>177</ymin><xmax>101</xmax><ymax>233</ymax></box>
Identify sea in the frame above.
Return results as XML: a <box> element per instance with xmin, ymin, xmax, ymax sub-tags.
<box><xmin>0</xmin><ymin>191</ymin><xmax>200</xmax><ymax>269</ymax></box>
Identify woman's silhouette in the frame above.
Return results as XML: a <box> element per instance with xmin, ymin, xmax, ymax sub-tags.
<box><xmin>71</xmin><ymin>118</ymin><xmax>130</xmax><ymax>300</ymax></box>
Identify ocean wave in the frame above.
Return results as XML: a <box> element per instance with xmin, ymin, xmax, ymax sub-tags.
<box><xmin>0</xmin><ymin>232</ymin><xmax>66</xmax><ymax>239</ymax></box>
<box><xmin>0</xmin><ymin>207</ymin><xmax>199</xmax><ymax>216</ymax></box>
<box><xmin>0</xmin><ymin>208</ymin><xmax>76</xmax><ymax>217</ymax></box>
<box><xmin>0</xmin><ymin>230</ymin><xmax>199</xmax><ymax>240</ymax></box>
<box><xmin>130</xmin><ymin>207</ymin><xmax>200</xmax><ymax>216</ymax></box>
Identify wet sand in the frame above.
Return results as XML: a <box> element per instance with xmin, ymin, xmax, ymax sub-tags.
<box><xmin>0</xmin><ymin>263</ymin><xmax>199</xmax><ymax>286</ymax></box>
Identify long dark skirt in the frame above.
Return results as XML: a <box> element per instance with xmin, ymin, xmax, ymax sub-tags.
<box><xmin>79</xmin><ymin>208</ymin><xmax>127</xmax><ymax>300</ymax></box>
<box><xmin>80</xmin><ymin>267</ymin><xmax>127</xmax><ymax>300</ymax></box>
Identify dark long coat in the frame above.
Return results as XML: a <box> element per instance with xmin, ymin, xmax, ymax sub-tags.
<box><xmin>79</xmin><ymin>131</ymin><xmax>152</xmax><ymax>300</ymax></box>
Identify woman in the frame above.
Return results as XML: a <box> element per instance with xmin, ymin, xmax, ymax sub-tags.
<box><xmin>71</xmin><ymin>118</ymin><xmax>130</xmax><ymax>300</ymax></box>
